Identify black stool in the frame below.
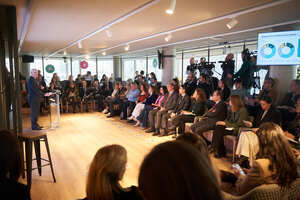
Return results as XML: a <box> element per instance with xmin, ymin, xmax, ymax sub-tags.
<box><xmin>18</xmin><ymin>131</ymin><xmax>56</xmax><ymax>188</ymax></box>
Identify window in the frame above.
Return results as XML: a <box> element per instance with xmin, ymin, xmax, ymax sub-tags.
<box><xmin>72</xmin><ymin>59</ymin><xmax>80</xmax><ymax>80</ymax></box>
<box><xmin>44</xmin><ymin>58</ymin><xmax>69</xmax><ymax>85</ymax></box>
<box><xmin>123</xmin><ymin>59</ymin><xmax>135</xmax><ymax>81</ymax></box>
<box><xmin>135</xmin><ymin>59</ymin><xmax>146</xmax><ymax>73</ymax></box>
<box><xmin>80</xmin><ymin>59</ymin><xmax>97</xmax><ymax>76</ymax></box>
<box><xmin>29</xmin><ymin>57</ymin><xmax>43</xmax><ymax>76</ymax></box>
<box><xmin>98</xmin><ymin>59</ymin><xmax>113</xmax><ymax>79</ymax></box>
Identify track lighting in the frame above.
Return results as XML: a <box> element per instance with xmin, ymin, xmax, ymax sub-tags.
<box><xmin>105</xmin><ymin>29</ymin><xmax>112</xmax><ymax>38</ymax></box>
<box><xmin>85</xmin><ymin>55</ymin><xmax>90</xmax><ymax>59</ymax></box>
<box><xmin>226</xmin><ymin>18</ymin><xmax>238</xmax><ymax>29</ymax></box>
<box><xmin>63</xmin><ymin>51</ymin><xmax>67</xmax><ymax>55</ymax></box>
<box><xmin>166</xmin><ymin>0</ymin><xmax>176</xmax><ymax>15</ymax></box>
<box><xmin>164</xmin><ymin>33</ymin><xmax>172</xmax><ymax>42</ymax></box>
<box><xmin>124</xmin><ymin>44</ymin><xmax>130</xmax><ymax>51</ymax></box>
<box><xmin>78</xmin><ymin>41</ymin><xmax>82</xmax><ymax>49</ymax></box>
<box><xmin>102</xmin><ymin>52</ymin><xmax>106</xmax><ymax>56</ymax></box>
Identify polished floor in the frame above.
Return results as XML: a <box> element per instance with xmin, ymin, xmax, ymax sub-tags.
<box><xmin>21</xmin><ymin>109</ymin><xmax>232</xmax><ymax>200</ymax></box>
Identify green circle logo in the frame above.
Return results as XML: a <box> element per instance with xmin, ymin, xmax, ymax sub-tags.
<box><xmin>153</xmin><ymin>58</ymin><xmax>158</xmax><ymax>68</ymax></box>
<box><xmin>46</xmin><ymin>64</ymin><xmax>55</xmax><ymax>73</ymax></box>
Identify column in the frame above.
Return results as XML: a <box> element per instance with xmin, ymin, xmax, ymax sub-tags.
<box><xmin>113</xmin><ymin>56</ymin><xmax>122</xmax><ymax>81</ymax></box>
<box><xmin>269</xmin><ymin>65</ymin><xmax>297</xmax><ymax>103</ymax></box>
<box><xmin>161</xmin><ymin>47</ymin><xmax>176</xmax><ymax>85</ymax></box>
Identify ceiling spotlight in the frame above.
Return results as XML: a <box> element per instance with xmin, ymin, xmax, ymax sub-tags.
<box><xmin>226</xmin><ymin>18</ymin><xmax>238</xmax><ymax>29</ymax></box>
<box><xmin>85</xmin><ymin>55</ymin><xmax>90</xmax><ymax>59</ymax></box>
<box><xmin>164</xmin><ymin>33</ymin><xmax>172</xmax><ymax>42</ymax></box>
<box><xmin>166</xmin><ymin>0</ymin><xmax>176</xmax><ymax>15</ymax></box>
<box><xmin>63</xmin><ymin>51</ymin><xmax>67</xmax><ymax>56</ymax></box>
<box><xmin>102</xmin><ymin>52</ymin><xmax>106</xmax><ymax>56</ymax></box>
<box><xmin>124</xmin><ymin>44</ymin><xmax>130</xmax><ymax>51</ymax></box>
<box><xmin>105</xmin><ymin>29</ymin><xmax>112</xmax><ymax>38</ymax></box>
<box><xmin>78</xmin><ymin>41</ymin><xmax>82</xmax><ymax>48</ymax></box>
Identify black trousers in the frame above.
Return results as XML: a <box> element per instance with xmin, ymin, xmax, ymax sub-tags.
<box><xmin>172</xmin><ymin>114</ymin><xmax>195</xmax><ymax>134</ymax></box>
<box><xmin>108</xmin><ymin>98</ymin><xmax>122</xmax><ymax>116</ymax></box>
<box><xmin>191</xmin><ymin>118</ymin><xmax>217</xmax><ymax>144</ymax></box>
<box><xmin>68</xmin><ymin>96</ymin><xmax>79</xmax><ymax>112</ymax></box>
<box><xmin>212</xmin><ymin>125</ymin><xmax>233</xmax><ymax>156</ymax></box>
<box><xmin>119</xmin><ymin>100</ymin><xmax>136</xmax><ymax>119</ymax></box>
<box><xmin>29</xmin><ymin>100</ymin><xmax>40</xmax><ymax>129</ymax></box>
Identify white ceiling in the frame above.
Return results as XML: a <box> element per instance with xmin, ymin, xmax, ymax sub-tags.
<box><xmin>1</xmin><ymin>0</ymin><xmax>300</xmax><ymax>58</ymax></box>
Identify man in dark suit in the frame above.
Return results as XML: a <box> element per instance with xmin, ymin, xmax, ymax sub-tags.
<box><xmin>160</xmin><ymin>85</ymin><xmax>190</xmax><ymax>136</ymax></box>
<box><xmin>191</xmin><ymin>90</ymin><xmax>227</xmax><ymax>141</ymax></box>
<box><xmin>79</xmin><ymin>80</ymin><xmax>92</xmax><ymax>112</ymax></box>
<box><xmin>184</xmin><ymin>73</ymin><xmax>197</xmax><ymax>96</ymax></box>
<box><xmin>27</xmin><ymin>69</ymin><xmax>43</xmax><ymax>130</ymax></box>
<box><xmin>253</xmin><ymin>96</ymin><xmax>281</xmax><ymax>128</ymax></box>
<box><xmin>153</xmin><ymin>83</ymin><xmax>179</xmax><ymax>136</ymax></box>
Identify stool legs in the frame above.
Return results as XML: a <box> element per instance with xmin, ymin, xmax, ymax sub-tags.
<box><xmin>25</xmin><ymin>140</ymin><xmax>33</xmax><ymax>188</ymax></box>
<box><xmin>44</xmin><ymin>136</ymin><xmax>56</xmax><ymax>182</ymax></box>
<box><xmin>34</xmin><ymin>140</ymin><xmax>42</xmax><ymax>176</ymax></box>
<box><xmin>19</xmin><ymin>141</ymin><xmax>26</xmax><ymax>179</ymax></box>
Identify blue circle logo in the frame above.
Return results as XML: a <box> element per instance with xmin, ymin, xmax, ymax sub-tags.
<box><xmin>260</xmin><ymin>43</ymin><xmax>276</xmax><ymax>59</ymax></box>
<box><xmin>278</xmin><ymin>42</ymin><xmax>295</xmax><ymax>58</ymax></box>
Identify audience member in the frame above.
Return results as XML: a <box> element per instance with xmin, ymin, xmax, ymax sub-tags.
<box><xmin>256</xmin><ymin>77</ymin><xmax>278</xmax><ymax>104</ymax></box>
<box><xmin>184</xmin><ymin>73</ymin><xmax>197</xmax><ymax>97</ymax></box>
<box><xmin>139</xmin><ymin>86</ymin><xmax>167</xmax><ymax>129</ymax></box>
<box><xmin>138</xmin><ymin>141</ymin><xmax>223</xmax><ymax>200</ymax></box>
<box><xmin>0</xmin><ymin>130</ymin><xmax>31</xmax><ymax>200</ymax></box>
<box><xmin>231</xmin><ymin>78</ymin><xmax>248</xmax><ymax>103</ymax></box>
<box><xmin>160</xmin><ymin>85</ymin><xmax>190</xmax><ymax>135</ymax></box>
<box><xmin>285</xmin><ymin>98</ymin><xmax>300</xmax><ymax>142</ymax></box>
<box><xmin>197</xmin><ymin>74</ymin><xmax>211</xmax><ymax>100</ymax></box>
<box><xmin>148</xmin><ymin>72</ymin><xmax>157</xmax><ymax>86</ymax></box>
<box><xmin>79</xmin><ymin>80</ymin><xmax>92</xmax><ymax>112</ymax></box>
<box><xmin>119</xmin><ymin>83</ymin><xmax>140</xmax><ymax>120</ymax></box>
<box><xmin>218</xmin><ymin>79</ymin><xmax>231</xmax><ymax>102</ymax></box>
<box><xmin>66</xmin><ymin>81</ymin><xmax>79</xmax><ymax>113</ymax></box>
<box><xmin>170</xmin><ymin>88</ymin><xmax>207</xmax><ymax>135</ymax></box>
<box><xmin>152</xmin><ymin>83</ymin><xmax>179</xmax><ymax>136</ymax></box>
<box><xmin>82</xmin><ymin>144</ymin><xmax>142</xmax><ymax>200</ymax></box>
<box><xmin>172</xmin><ymin>78</ymin><xmax>180</xmax><ymax>92</ymax></box>
<box><xmin>90</xmin><ymin>80</ymin><xmax>103</xmax><ymax>112</ymax></box>
<box><xmin>234</xmin><ymin>123</ymin><xmax>299</xmax><ymax>195</ymax></box>
<box><xmin>191</xmin><ymin>90</ymin><xmax>227</xmax><ymax>143</ymax></box>
<box><xmin>212</xmin><ymin>95</ymin><xmax>249</xmax><ymax>158</ymax></box>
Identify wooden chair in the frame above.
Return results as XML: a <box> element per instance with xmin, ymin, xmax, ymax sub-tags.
<box><xmin>18</xmin><ymin>131</ymin><xmax>56</xmax><ymax>189</ymax></box>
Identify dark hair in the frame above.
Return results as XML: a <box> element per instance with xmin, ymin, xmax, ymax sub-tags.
<box><xmin>0</xmin><ymin>130</ymin><xmax>22</xmax><ymax>181</ymax></box>
<box><xmin>150</xmin><ymin>72</ymin><xmax>157</xmax><ymax>81</ymax></box>
<box><xmin>233</xmin><ymin>78</ymin><xmax>242</xmax><ymax>84</ymax></box>
<box><xmin>172</xmin><ymin>78</ymin><xmax>179</xmax><ymax>85</ymax></box>
<box><xmin>256</xmin><ymin>123</ymin><xmax>297</xmax><ymax>188</ymax></box>
<box><xmin>200</xmin><ymin>74</ymin><xmax>208</xmax><ymax>81</ymax></box>
<box><xmin>260</xmin><ymin>95</ymin><xmax>272</xmax><ymax>104</ymax></box>
<box><xmin>160</xmin><ymin>86</ymin><xmax>168</xmax><ymax>95</ymax></box>
<box><xmin>140</xmin><ymin>70</ymin><xmax>144</xmax><ymax>75</ymax></box>
<box><xmin>180</xmin><ymin>85</ymin><xmax>187</xmax><ymax>91</ymax></box>
<box><xmin>138</xmin><ymin>141</ymin><xmax>222</xmax><ymax>200</ymax></box>
<box><xmin>194</xmin><ymin>88</ymin><xmax>207</xmax><ymax>103</ymax></box>
<box><xmin>176</xmin><ymin>133</ymin><xmax>210</xmax><ymax>163</ymax></box>
<box><xmin>214</xmin><ymin>90</ymin><xmax>222</xmax><ymax>97</ymax></box>
<box><xmin>265</xmin><ymin>77</ymin><xmax>275</xmax><ymax>87</ymax></box>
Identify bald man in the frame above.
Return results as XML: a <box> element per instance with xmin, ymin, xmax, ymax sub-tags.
<box><xmin>27</xmin><ymin>69</ymin><xmax>43</xmax><ymax>130</ymax></box>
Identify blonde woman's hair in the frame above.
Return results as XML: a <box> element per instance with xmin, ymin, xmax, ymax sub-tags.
<box><xmin>229</xmin><ymin>95</ymin><xmax>243</xmax><ymax>112</ymax></box>
<box><xmin>86</xmin><ymin>145</ymin><xmax>127</xmax><ymax>200</ymax></box>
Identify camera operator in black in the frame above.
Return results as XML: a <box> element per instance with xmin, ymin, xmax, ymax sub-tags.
<box><xmin>221</xmin><ymin>53</ymin><xmax>235</xmax><ymax>89</ymax></box>
<box><xmin>233</xmin><ymin>49</ymin><xmax>255</xmax><ymax>93</ymax></box>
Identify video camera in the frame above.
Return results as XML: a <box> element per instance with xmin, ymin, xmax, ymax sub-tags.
<box><xmin>187</xmin><ymin>61</ymin><xmax>216</xmax><ymax>76</ymax></box>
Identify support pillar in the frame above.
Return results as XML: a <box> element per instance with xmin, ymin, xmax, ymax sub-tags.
<box><xmin>113</xmin><ymin>56</ymin><xmax>122</xmax><ymax>81</ymax></box>
<box><xmin>269</xmin><ymin>65</ymin><xmax>297</xmax><ymax>104</ymax></box>
<box><xmin>161</xmin><ymin>47</ymin><xmax>176</xmax><ymax>85</ymax></box>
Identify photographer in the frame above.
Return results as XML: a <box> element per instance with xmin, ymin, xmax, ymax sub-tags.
<box><xmin>233</xmin><ymin>49</ymin><xmax>255</xmax><ymax>93</ymax></box>
<box><xmin>221</xmin><ymin>53</ymin><xmax>235</xmax><ymax>88</ymax></box>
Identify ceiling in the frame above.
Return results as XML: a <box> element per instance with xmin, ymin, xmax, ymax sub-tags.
<box><xmin>1</xmin><ymin>0</ymin><xmax>300</xmax><ymax>58</ymax></box>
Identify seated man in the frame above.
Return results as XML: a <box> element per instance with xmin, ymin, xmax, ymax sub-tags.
<box><xmin>160</xmin><ymin>85</ymin><xmax>190</xmax><ymax>136</ymax></box>
<box><xmin>79</xmin><ymin>80</ymin><xmax>93</xmax><ymax>112</ymax></box>
<box><xmin>255</xmin><ymin>77</ymin><xmax>278</xmax><ymax>104</ymax></box>
<box><xmin>146</xmin><ymin>83</ymin><xmax>179</xmax><ymax>136</ymax></box>
<box><xmin>184</xmin><ymin>73</ymin><xmax>197</xmax><ymax>97</ymax></box>
<box><xmin>284</xmin><ymin>98</ymin><xmax>300</xmax><ymax>142</ymax></box>
<box><xmin>90</xmin><ymin>80</ymin><xmax>103</xmax><ymax>112</ymax></box>
<box><xmin>191</xmin><ymin>90</ymin><xmax>227</xmax><ymax>143</ymax></box>
<box><xmin>231</xmin><ymin>78</ymin><xmax>248</xmax><ymax>103</ymax></box>
<box><xmin>119</xmin><ymin>82</ymin><xmax>139</xmax><ymax>120</ymax></box>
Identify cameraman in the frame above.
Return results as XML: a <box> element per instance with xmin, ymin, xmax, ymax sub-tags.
<box><xmin>233</xmin><ymin>49</ymin><xmax>254</xmax><ymax>94</ymax></box>
<box><xmin>221</xmin><ymin>53</ymin><xmax>235</xmax><ymax>88</ymax></box>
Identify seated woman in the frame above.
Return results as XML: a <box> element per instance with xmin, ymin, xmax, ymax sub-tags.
<box><xmin>169</xmin><ymin>88</ymin><xmax>207</xmax><ymax>135</ymax></box>
<box><xmin>0</xmin><ymin>130</ymin><xmax>31</xmax><ymax>200</ymax></box>
<box><xmin>66</xmin><ymin>81</ymin><xmax>79</xmax><ymax>113</ymax></box>
<box><xmin>212</xmin><ymin>95</ymin><xmax>249</xmax><ymax>158</ymax></box>
<box><xmin>218</xmin><ymin>79</ymin><xmax>231</xmax><ymax>102</ymax></box>
<box><xmin>130</xmin><ymin>85</ymin><xmax>157</xmax><ymax>126</ymax></box>
<box><xmin>103</xmin><ymin>83</ymin><xmax>120</xmax><ymax>115</ymax></box>
<box><xmin>81</xmin><ymin>144</ymin><xmax>142</xmax><ymax>200</ymax></box>
<box><xmin>127</xmin><ymin>83</ymin><xmax>149</xmax><ymax>122</ymax></box>
<box><xmin>285</xmin><ymin>98</ymin><xmax>300</xmax><ymax>142</ymax></box>
<box><xmin>138</xmin><ymin>141</ymin><xmax>223</xmax><ymax>200</ymax></box>
<box><xmin>138</xmin><ymin>86</ymin><xmax>167</xmax><ymax>129</ymax></box>
<box><xmin>235</xmin><ymin>96</ymin><xmax>282</xmax><ymax>166</ymax></box>
<box><xmin>233</xmin><ymin>122</ymin><xmax>299</xmax><ymax>195</ymax></box>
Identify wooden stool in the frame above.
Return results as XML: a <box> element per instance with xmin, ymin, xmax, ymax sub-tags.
<box><xmin>18</xmin><ymin>131</ymin><xmax>56</xmax><ymax>188</ymax></box>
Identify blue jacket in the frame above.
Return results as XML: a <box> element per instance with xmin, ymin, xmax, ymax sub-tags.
<box><xmin>27</xmin><ymin>76</ymin><xmax>42</xmax><ymax>103</ymax></box>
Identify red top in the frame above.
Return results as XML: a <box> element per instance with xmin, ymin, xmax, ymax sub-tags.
<box><xmin>137</xmin><ymin>92</ymin><xmax>149</xmax><ymax>103</ymax></box>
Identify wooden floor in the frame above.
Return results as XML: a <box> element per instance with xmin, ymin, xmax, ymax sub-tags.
<box><xmin>21</xmin><ymin>109</ymin><xmax>232</xmax><ymax>200</ymax></box>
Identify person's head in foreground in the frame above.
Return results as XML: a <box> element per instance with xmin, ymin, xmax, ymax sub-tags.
<box><xmin>256</xmin><ymin>122</ymin><xmax>298</xmax><ymax>187</ymax></box>
<box><xmin>86</xmin><ymin>144</ymin><xmax>134</xmax><ymax>200</ymax></box>
<box><xmin>138</xmin><ymin>141</ymin><xmax>223</xmax><ymax>200</ymax></box>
